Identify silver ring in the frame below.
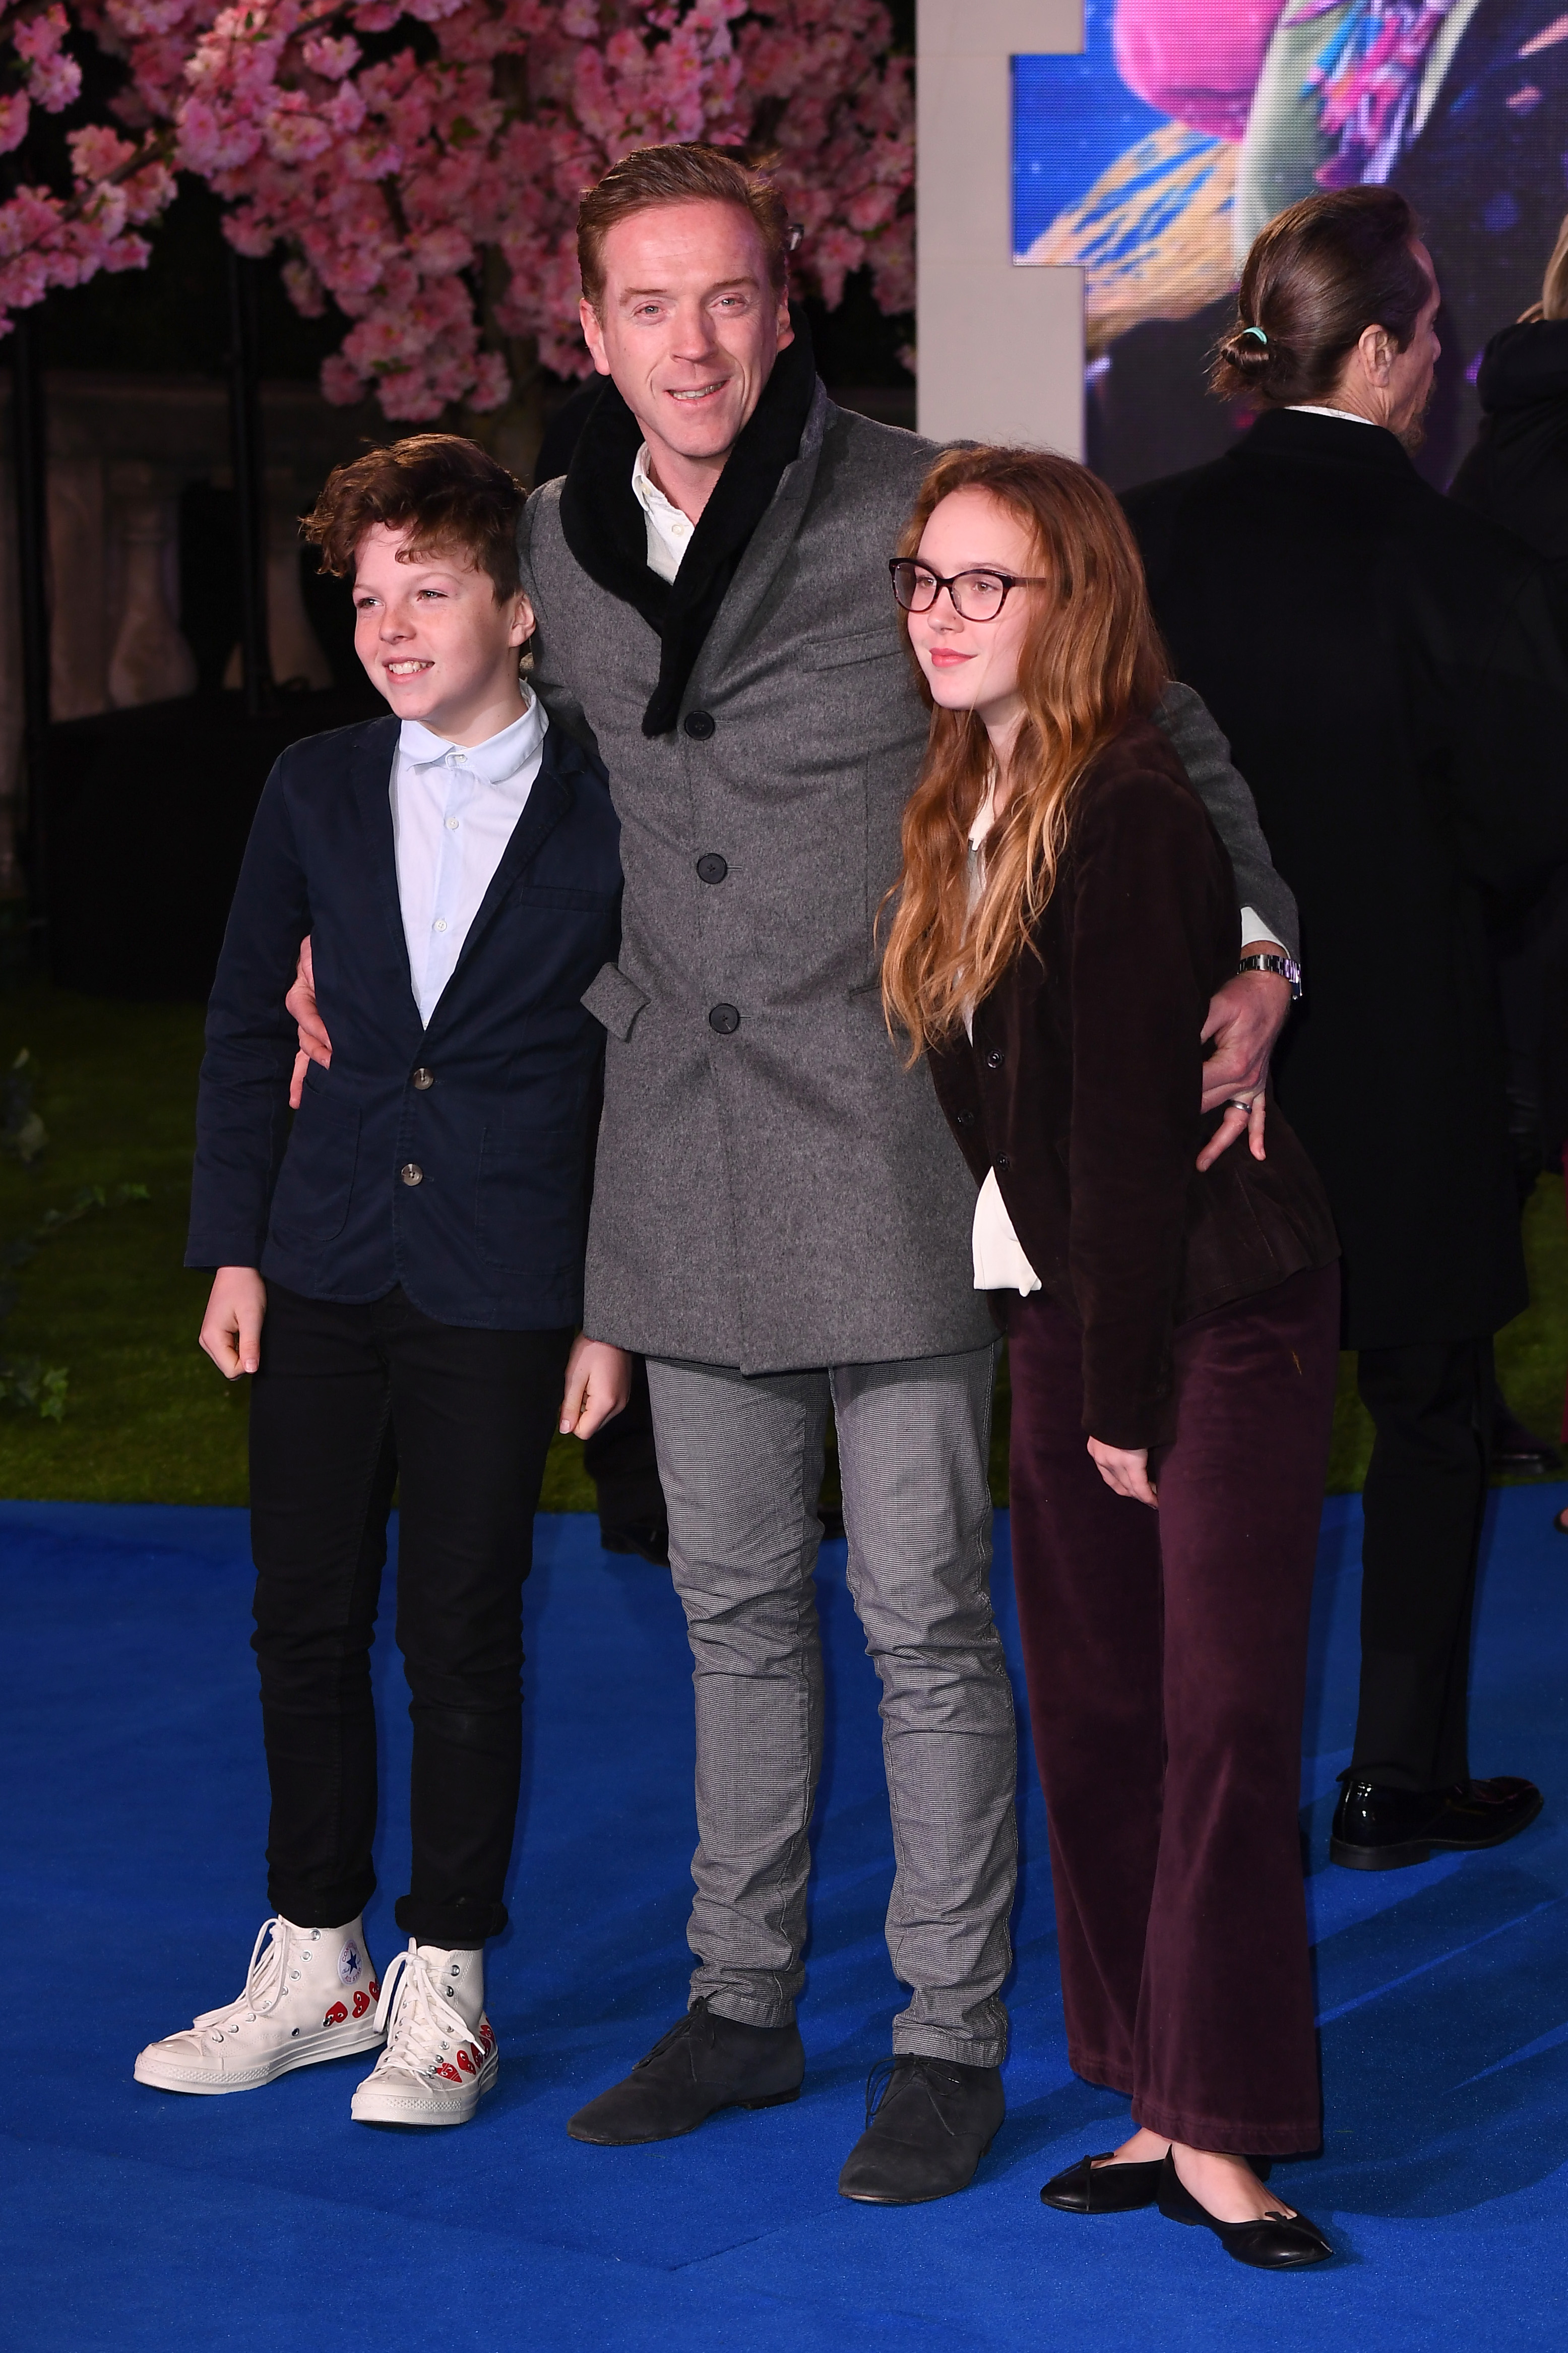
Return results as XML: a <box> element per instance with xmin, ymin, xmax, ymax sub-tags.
<box><xmin>1227</xmin><ymin>1096</ymin><xmax>1257</xmax><ymax>1112</ymax></box>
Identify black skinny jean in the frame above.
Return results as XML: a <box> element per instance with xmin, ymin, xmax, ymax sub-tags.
<box><xmin>1351</xmin><ymin>1337</ymin><xmax>1494</xmax><ymax>1793</ymax></box>
<box><xmin>248</xmin><ymin>1283</ymin><xmax>572</xmax><ymax>1947</ymax></box>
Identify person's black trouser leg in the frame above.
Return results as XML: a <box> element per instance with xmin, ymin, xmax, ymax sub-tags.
<box><xmin>1351</xmin><ymin>1338</ymin><xmax>1494</xmax><ymax>1793</ymax></box>
<box><xmin>583</xmin><ymin>1352</ymin><xmax>668</xmax><ymax>1554</ymax></box>
<box><xmin>248</xmin><ymin>1284</ymin><xmax>572</xmax><ymax>1945</ymax></box>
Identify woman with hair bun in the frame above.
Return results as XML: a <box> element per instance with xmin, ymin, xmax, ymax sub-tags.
<box><xmin>1124</xmin><ymin>186</ymin><xmax>1568</xmax><ymax>1880</ymax></box>
<box><xmin>883</xmin><ymin>444</ymin><xmax>1341</xmax><ymax>2269</ymax></box>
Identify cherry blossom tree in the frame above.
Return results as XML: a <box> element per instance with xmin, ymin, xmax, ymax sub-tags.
<box><xmin>0</xmin><ymin>3</ymin><xmax>175</xmax><ymax>321</ymax></box>
<box><xmin>3</xmin><ymin>0</ymin><xmax>912</xmax><ymax>432</ymax></box>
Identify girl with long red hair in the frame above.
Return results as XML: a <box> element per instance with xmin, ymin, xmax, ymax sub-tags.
<box><xmin>882</xmin><ymin>447</ymin><xmax>1340</xmax><ymax>2270</ymax></box>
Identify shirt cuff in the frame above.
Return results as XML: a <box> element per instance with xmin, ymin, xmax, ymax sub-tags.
<box><xmin>1238</xmin><ymin>906</ymin><xmax>1283</xmax><ymax>952</ymax></box>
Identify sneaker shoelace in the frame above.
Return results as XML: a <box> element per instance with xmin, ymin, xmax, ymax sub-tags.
<box><xmin>369</xmin><ymin>1943</ymin><xmax>480</xmax><ymax>2083</ymax></box>
<box><xmin>191</xmin><ymin>1916</ymin><xmax>298</xmax><ymax>2043</ymax></box>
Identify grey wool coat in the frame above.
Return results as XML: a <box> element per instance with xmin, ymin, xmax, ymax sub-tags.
<box><xmin>520</xmin><ymin>382</ymin><xmax>1299</xmax><ymax>1375</ymax></box>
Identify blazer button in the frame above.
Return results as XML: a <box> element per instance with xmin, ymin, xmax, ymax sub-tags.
<box><xmin>985</xmin><ymin>1049</ymin><xmax>1003</xmax><ymax>1070</ymax></box>
<box><xmin>411</xmin><ymin>1067</ymin><xmax>434</xmax><ymax>1090</ymax></box>
<box><xmin>684</xmin><ymin>709</ymin><xmax>716</xmax><ymax>740</ymax></box>
<box><xmin>995</xmin><ymin>1154</ymin><xmax>1011</xmax><ymax>1171</ymax></box>
<box><xmin>696</xmin><ymin>853</ymin><xmax>728</xmax><ymax>885</ymax></box>
<box><xmin>708</xmin><ymin>1003</ymin><xmax>741</xmax><ymax>1035</ymax></box>
<box><xmin>954</xmin><ymin>1110</ymin><xmax>975</xmax><ymax>1128</ymax></box>
<box><xmin>400</xmin><ymin>1163</ymin><xmax>424</xmax><ymax>1186</ymax></box>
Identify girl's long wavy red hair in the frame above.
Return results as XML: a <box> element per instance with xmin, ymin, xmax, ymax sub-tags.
<box><xmin>880</xmin><ymin>446</ymin><xmax>1168</xmax><ymax>1060</ymax></box>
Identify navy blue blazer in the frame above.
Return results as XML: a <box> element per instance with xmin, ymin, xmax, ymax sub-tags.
<box><xmin>187</xmin><ymin>712</ymin><xmax>621</xmax><ymax>1329</ymax></box>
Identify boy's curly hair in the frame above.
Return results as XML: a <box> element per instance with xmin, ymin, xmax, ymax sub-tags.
<box><xmin>303</xmin><ymin>434</ymin><xmax>526</xmax><ymax>600</ymax></box>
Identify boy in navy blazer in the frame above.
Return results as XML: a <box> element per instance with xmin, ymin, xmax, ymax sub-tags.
<box><xmin>136</xmin><ymin>436</ymin><xmax>630</xmax><ymax>2127</ymax></box>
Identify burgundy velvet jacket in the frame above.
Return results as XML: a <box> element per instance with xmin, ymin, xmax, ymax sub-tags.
<box><xmin>927</xmin><ymin>716</ymin><xmax>1338</xmax><ymax>1452</ymax></box>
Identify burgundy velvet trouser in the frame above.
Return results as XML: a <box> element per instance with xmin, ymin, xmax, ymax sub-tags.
<box><xmin>1006</xmin><ymin>1261</ymin><xmax>1340</xmax><ymax>2155</ymax></box>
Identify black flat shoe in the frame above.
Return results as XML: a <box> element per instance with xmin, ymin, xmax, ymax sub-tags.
<box><xmin>1331</xmin><ymin>1775</ymin><xmax>1543</xmax><ymax>1871</ymax></box>
<box><xmin>1041</xmin><ymin>2147</ymin><xmax>1272</xmax><ymax>2214</ymax></box>
<box><xmin>566</xmin><ymin>1997</ymin><xmax>803</xmax><ymax>2144</ymax></box>
<box><xmin>838</xmin><ymin>2055</ymin><xmax>1003</xmax><ymax>2205</ymax></box>
<box><xmin>1156</xmin><ymin>2153</ymin><xmax>1332</xmax><ymax>2270</ymax></box>
<box><xmin>1041</xmin><ymin>2152</ymin><xmax>1165</xmax><ymax>2213</ymax></box>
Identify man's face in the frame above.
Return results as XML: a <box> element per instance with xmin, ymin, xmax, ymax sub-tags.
<box><xmin>580</xmin><ymin>199</ymin><xmax>793</xmax><ymax>476</ymax></box>
<box><xmin>1386</xmin><ymin>241</ymin><xmax>1442</xmax><ymax>442</ymax></box>
<box><xmin>352</xmin><ymin>523</ymin><xmax>532</xmax><ymax>741</ymax></box>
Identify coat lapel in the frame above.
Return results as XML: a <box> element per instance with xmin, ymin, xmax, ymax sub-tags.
<box><xmin>691</xmin><ymin>380</ymin><xmax>831</xmax><ymax>690</ymax></box>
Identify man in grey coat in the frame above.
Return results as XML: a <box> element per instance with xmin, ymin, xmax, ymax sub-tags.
<box><xmin>521</xmin><ymin>144</ymin><xmax>1301</xmax><ymax>2203</ymax></box>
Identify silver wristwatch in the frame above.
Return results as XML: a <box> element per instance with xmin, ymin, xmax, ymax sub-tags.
<box><xmin>1237</xmin><ymin>951</ymin><xmax>1302</xmax><ymax>1002</ymax></box>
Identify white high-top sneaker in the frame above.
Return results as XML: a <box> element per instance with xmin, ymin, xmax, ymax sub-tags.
<box><xmin>350</xmin><ymin>1941</ymin><xmax>497</xmax><ymax>2126</ymax></box>
<box><xmin>134</xmin><ymin>1916</ymin><xmax>383</xmax><ymax>2094</ymax></box>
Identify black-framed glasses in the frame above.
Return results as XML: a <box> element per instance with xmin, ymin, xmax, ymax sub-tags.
<box><xmin>888</xmin><ymin>559</ymin><xmax>1050</xmax><ymax>622</ymax></box>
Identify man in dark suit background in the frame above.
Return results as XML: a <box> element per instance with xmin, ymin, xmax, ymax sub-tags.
<box><xmin>1124</xmin><ymin>185</ymin><xmax>1568</xmax><ymax>1871</ymax></box>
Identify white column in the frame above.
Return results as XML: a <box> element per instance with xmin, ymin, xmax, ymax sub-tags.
<box><xmin>106</xmin><ymin>461</ymin><xmax>198</xmax><ymax>708</ymax></box>
<box><xmin>916</xmin><ymin>0</ymin><xmax>1085</xmax><ymax>453</ymax></box>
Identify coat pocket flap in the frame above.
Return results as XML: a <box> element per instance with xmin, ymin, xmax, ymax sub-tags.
<box><xmin>582</xmin><ymin>960</ymin><xmax>650</xmax><ymax>1042</ymax></box>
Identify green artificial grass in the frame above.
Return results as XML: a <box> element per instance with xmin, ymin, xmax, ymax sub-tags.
<box><xmin>2</xmin><ymin>977</ymin><xmax>1565</xmax><ymax>1508</ymax></box>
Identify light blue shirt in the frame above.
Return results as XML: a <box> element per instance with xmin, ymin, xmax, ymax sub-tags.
<box><xmin>391</xmin><ymin>693</ymin><xmax>548</xmax><ymax>1025</ymax></box>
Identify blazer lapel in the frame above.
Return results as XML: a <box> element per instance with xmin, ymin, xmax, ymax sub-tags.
<box><xmin>349</xmin><ymin>715</ymin><xmax>413</xmax><ymax>988</ymax></box>
<box><xmin>423</xmin><ymin>740</ymin><xmax>575</xmax><ymax>1031</ymax></box>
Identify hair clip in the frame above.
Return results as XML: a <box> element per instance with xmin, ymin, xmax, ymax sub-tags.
<box><xmin>1241</xmin><ymin>325</ymin><xmax>1268</xmax><ymax>346</ymax></box>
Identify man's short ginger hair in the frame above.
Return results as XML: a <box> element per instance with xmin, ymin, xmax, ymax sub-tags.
<box><xmin>578</xmin><ymin>143</ymin><xmax>791</xmax><ymax>312</ymax></box>
<box><xmin>303</xmin><ymin>434</ymin><xmax>525</xmax><ymax>600</ymax></box>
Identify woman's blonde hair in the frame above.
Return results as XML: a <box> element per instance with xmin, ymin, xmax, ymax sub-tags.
<box><xmin>880</xmin><ymin>446</ymin><xmax>1168</xmax><ymax>1059</ymax></box>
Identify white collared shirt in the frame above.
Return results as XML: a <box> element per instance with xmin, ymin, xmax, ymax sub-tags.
<box><xmin>1289</xmin><ymin>404</ymin><xmax>1376</xmax><ymax>425</ymax></box>
<box><xmin>392</xmin><ymin>692</ymin><xmax>548</xmax><ymax>1025</ymax></box>
<box><xmin>632</xmin><ymin>443</ymin><xmax>696</xmax><ymax>582</ymax></box>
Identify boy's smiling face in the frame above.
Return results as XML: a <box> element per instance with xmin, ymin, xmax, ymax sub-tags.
<box><xmin>352</xmin><ymin>522</ymin><xmax>534</xmax><ymax>746</ymax></box>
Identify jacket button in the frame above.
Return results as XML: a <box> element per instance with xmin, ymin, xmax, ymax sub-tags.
<box><xmin>400</xmin><ymin>1163</ymin><xmax>424</xmax><ymax>1186</ymax></box>
<box><xmin>708</xmin><ymin>1003</ymin><xmax>741</xmax><ymax>1035</ymax></box>
<box><xmin>411</xmin><ymin>1067</ymin><xmax>434</xmax><ymax>1090</ymax></box>
<box><xmin>696</xmin><ymin>853</ymin><xmax>728</xmax><ymax>885</ymax></box>
<box><xmin>995</xmin><ymin>1154</ymin><xmax>1011</xmax><ymax>1171</ymax></box>
<box><xmin>955</xmin><ymin>1110</ymin><xmax>975</xmax><ymax>1128</ymax></box>
<box><xmin>684</xmin><ymin>709</ymin><xmax>716</xmax><ymax>740</ymax></box>
<box><xmin>985</xmin><ymin>1049</ymin><xmax>1003</xmax><ymax>1069</ymax></box>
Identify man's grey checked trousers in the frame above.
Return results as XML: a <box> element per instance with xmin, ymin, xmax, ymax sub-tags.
<box><xmin>645</xmin><ymin>1345</ymin><xmax>1017</xmax><ymax>2065</ymax></box>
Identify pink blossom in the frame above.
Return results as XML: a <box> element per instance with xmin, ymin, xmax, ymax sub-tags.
<box><xmin>0</xmin><ymin>93</ymin><xmax>30</xmax><ymax>153</ymax></box>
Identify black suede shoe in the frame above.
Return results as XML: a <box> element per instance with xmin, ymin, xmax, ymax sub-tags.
<box><xmin>1041</xmin><ymin>2148</ymin><xmax>1271</xmax><ymax>2214</ymax></box>
<box><xmin>566</xmin><ymin>1998</ymin><xmax>804</xmax><ymax>2144</ymax></box>
<box><xmin>1331</xmin><ymin>1775</ymin><xmax>1543</xmax><ymax>1871</ymax></box>
<box><xmin>1156</xmin><ymin>2152</ymin><xmax>1332</xmax><ymax>2269</ymax></box>
<box><xmin>837</xmin><ymin>2055</ymin><xmax>1004</xmax><ymax>2205</ymax></box>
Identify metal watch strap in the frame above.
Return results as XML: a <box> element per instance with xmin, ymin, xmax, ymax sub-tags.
<box><xmin>1236</xmin><ymin>951</ymin><xmax>1302</xmax><ymax>1002</ymax></box>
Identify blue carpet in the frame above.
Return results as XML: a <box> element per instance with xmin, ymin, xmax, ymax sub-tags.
<box><xmin>2</xmin><ymin>1490</ymin><xmax>1566</xmax><ymax>2350</ymax></box>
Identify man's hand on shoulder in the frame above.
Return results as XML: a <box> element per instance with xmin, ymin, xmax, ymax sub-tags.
<box><xmin>559</xmin><ymin>1336</ymin><xmax>633</xmax><ymax>1441</ymax></box>
<box><xmin>200</xmin><ymin>1268</ymin><xmax>267</xmax><ymax>1379</ymax></box>
<box><xmin>286</xmin><ymin>934</ymin><xmax>332</xmax><ymax>1110</ymax></box>
<box><xmin>1196</xmin><ymin>946</ymin><xmax>1292</xmax><ymax>1172</ymax></box>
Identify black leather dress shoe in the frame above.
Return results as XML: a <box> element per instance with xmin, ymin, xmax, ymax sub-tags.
<box><xmin>838</xmin><ymin>2055</ymin><xmax>1004</xmax><ymax>2204</ymax></box>
<box><xmin>566</xmin><ymin>1998</ymin><xmax>804</xmax><ymax>2144</ymax></box>
<box><xmin>1331</xmin><ymin>1775</ymin><xmax>1543</xmax><ymax>1872</ymax></box>
<box><xmin>1041</xmin><ymin>2148</ymin><xmax>1271</xmax><ymax>2214</ymax></box>
<box><xmin>1156</xmin><ymin>2153</ymin><xmax>1332</xmax><ymax>2269</ymax></box>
